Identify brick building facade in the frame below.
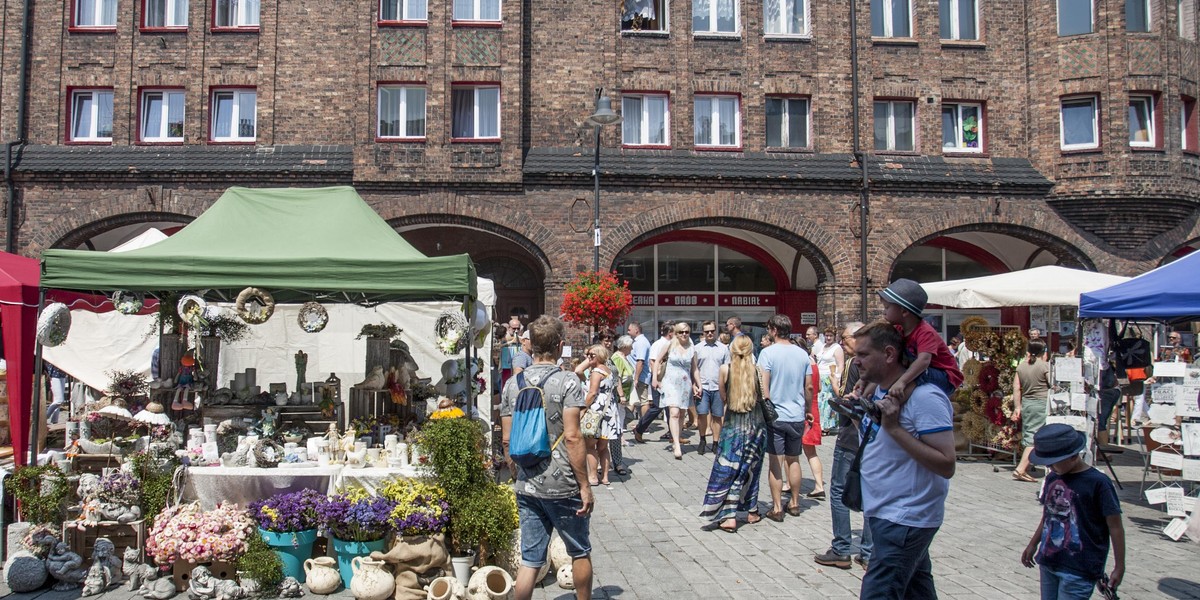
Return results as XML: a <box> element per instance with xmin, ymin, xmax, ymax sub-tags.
<box><xmin>2</xmin><ymin>0</ymin><xmax>1199</xmax><ymax>336</ymax></box>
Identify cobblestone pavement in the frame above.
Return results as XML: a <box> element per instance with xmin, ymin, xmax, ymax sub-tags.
<box><xmin>2</xmin><ymin>426</ymin><xmax>1197</xmax><ymax>600</ymax></box>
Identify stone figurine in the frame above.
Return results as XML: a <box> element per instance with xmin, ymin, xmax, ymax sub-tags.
<box><xmin>46</xmin><ymin>541</ymin><xmax>88</xmax><ymax>589</ymax></box>
<box><xmin>3</xmin><ymin>550</ymin><xmax>48</xmax><ymax>592</ymax></box>
<box><xmin>80</xmin><ymin>537</ymin><xmax>124</xmax><ymax>596</ymax></box>
<box><xmin>278</xmin><ymin>576</ymin><xmax>305</xmax><ymax>598</ymax></box>
<box><xmin>124</xmin><ymin>546</ymin><xmax>158</xmax><ymax>591</ymax></box>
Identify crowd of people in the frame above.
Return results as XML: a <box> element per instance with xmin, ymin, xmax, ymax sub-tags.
<box><xmin>495</xmin><ymin>278</ymin><xmax>1126</xmax><ymax>600</ymax></box>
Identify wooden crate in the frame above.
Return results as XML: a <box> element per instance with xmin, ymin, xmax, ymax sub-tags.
<box><xmin>62</xmin><ymin>519</ymin><xmax>147</xmax><ymax>565</ymax></box>
<box><xmin>72</xmin><ymin>453</ymin><xmax>124</xmax><ymax>475</ymax></box>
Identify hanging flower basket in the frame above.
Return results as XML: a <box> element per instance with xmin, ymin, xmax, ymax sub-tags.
<box><xmin>37</xmin><ymin>302</ymin><xmax>72</xmax><ymax>347</ymax></box>
<box><xmin>236</xmin><ymin>287</ymin><xmax>276</xmax><ymax>325</ymax></box>
<box><xmin>111</xmin><ymin>290</ymin><xmax>145</xmax><ymax>315</ymax></box>
<box><xmin>560</xmin><ymin>270</ymin><xmax>633</xmax><ymax>330</ymax></box>
<box><xmin>435</xmin><ymin>310</ymin><xmax>470</xmax><ymax>355</ymax></box>
<box><xmin>297</xmin><ymin>302</ymin><xmax>329</xmax><ymax>333</ymax></box>
<box><xmin>177</xmin><ymin>294</ymin><xmax>208</xmax><ymax>328</ymax></box>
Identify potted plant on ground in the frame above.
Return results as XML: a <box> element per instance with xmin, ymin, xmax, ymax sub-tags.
<box><xmin>320</xmin><ymin>487</ymin><xmax>398</xmax><ymax>588</ymax></box>
<box><xmin>371</xmin><ymin>479</ymin><xmax>451</xmax><ymax>599</ymax></box>
<box><xmin>146</xmin><ymin>502</ymin><xmax>253</xmax><ymax>590</ymax></box>
<box><xmin>249</xmin><ymin>489</ymin><xmax>328</xmax><ymax>583</ymax></box>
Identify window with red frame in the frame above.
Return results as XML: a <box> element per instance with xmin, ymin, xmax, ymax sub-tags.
<box><xmin>450</xmin><ymin>85</ymin><xmax>499</xmax><ymax>139</ymax></box>
<box><xmin>1182</xmin><ymin>96</ymin><xmax>1198</xmax><ymax>152</ymax></box>
<box><xmin>378</xmin><ymin>85</ymin><xmax>426</xmax><ymax>138</ymax></box>
<box><xmin>381</xmin><ymin>0</ymin><xmax>427</xmax><ymax>21</ymax></box>
<box><xmin>69</xmin><ymin>89</ymin><xmax>114</xmax><ymax>142</ymax></box>
<box><xmin>210</xmin><ymin>89</ymin><xmax>256</xmax><ymax>142</ymax></box>
<box><xmin>141</xmin><ymin>90</ymin><xmax>185</xmax><ymax>142</ymax></box>
<box><xmin>453</xmin><ymin>0</ymin><xmax>499</xmax><ymax>21</ymax></box>
<box><xmin>75</xmin><ymin>0</ymin><xmax>117</xmax><ymax>28</ymax></box>
<box><xmin>144</xmin><ymin>0</ymin><xmax>188</xmax><ymax>28</ymax></box>
<box><xmin>215</xmin><ymin>0</ymin><xmax>259</xmax><ymax>28</ymax></box>
<box><xmin>874</xmin><ymin>99</ymin><xmax>915</xmax><ymax>151</ymax></box>
<box><xmin>622</xmin><ymin>93</ymin><xmax>670</xmax><ymax>146</ymax></box>
<box><xmin>941</xmin><ymin>102</ymin><xmax>983</xmax><ymax>153</ymax></box>
<box><xmin>694</xmin><ymin>94</ymin><xmax>740</xmax><ymax>147</ymax></box>
<box><xmin>1128</xmin><ymin>93</ymin><xmax>1157</xmax><ymax>148</ymax></box>
<box><xmin>766</xmin><ymin>96</ymin><xmax>809</xmax><ymax>148</ymax></box>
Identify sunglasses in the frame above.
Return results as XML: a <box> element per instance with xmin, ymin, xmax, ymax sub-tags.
<box><xmin>677</xmin><ymin>330</ymin><xmax>691</xmax><ymax>335</ymax></box>
<box><xmin>703</xmin><ymin>329</ymin><xmax>716</xmax><ymax>333</ymax></box>
<box><xmin>585</xmin><ymin>352</ymin><xmax>596</xmax><ymax>358</ymax></box>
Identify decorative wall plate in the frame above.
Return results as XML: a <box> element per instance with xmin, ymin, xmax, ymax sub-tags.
<box><xmin>1149</xmin><ymin>426</ymin><xmax>1181</xmax><ymax>445</ymax></box>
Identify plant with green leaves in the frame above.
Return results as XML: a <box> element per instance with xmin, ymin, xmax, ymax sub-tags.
<box><xmin>10</xmin><ymin>464</ymin><xmax>70</xmax><ymax>525</ymax></box>
<box><xmin>452</xmin><ymin>483</ymin><xmax>519</xmax><ymax>565</ymax></box>
<box><xmin>128</xmin><ymin>450</ymin><xmax>178</xmax><ymax>526</ymax></box>
<box><xmin>236</xmin><ymin>534</ymin><xmax>284</xmax><ymax>589</ymax></box>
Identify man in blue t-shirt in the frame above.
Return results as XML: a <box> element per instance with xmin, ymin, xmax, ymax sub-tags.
<box><xmin>627</xmin><ymin>322</ymin><xmax>652</xmax><ymax>411</ymax></box>
<box><xmin>757</xmin><ymin>314</ymin><xmax>812</xmax><ymax>522</ymax></box>
<box><xmin>852</xmin><ymin>321</ymin><xmax>956</xmax><ymax>600</ymax></box>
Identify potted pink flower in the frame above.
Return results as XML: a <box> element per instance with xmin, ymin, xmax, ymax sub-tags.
<box><xmin>146</xmin><ymin>502</ymin><xmax>253</xmax><ymax>590</ymax></box>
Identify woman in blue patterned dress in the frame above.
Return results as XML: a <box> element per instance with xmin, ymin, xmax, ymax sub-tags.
<box><xmin>699</xmin><ymin>335</ymin><xmax>768</xmax><ymax>532</ymax></box>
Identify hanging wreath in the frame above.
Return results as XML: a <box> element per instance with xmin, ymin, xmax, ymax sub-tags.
<box><xmin>297</xmin><ymin>302</ymin><xmax>329</xmax><ymax>333</ymax></box>
<box><xmin>960</xmin><ymin>412</ymin><xmax>989</xmax><ymax>444</ymax></box>
<box><xmin>177</xmin><ymin>294</ymin><xmax>208</xmax><ymax>328</ymax></box>
<box><xmin>434</xmin><ymin>309</ymin><xmax>470</xmax><ymax>355</ymax></box>
<box><xmin>984</xmin><ymin>393</ymin><xmax>1006</xmax><ymax>426</ymax></box>
<box><xmin>960</xmin><ymin>316</ymin><xmax>990</xmax><ymax>351</ymax></box>
<box><xmin>253</xmin><ymin>438</ymin><xmax>284</xmax><ymax>469</ymax></box>
<box><xmin>236</xmin><ymin>287</ymin><xmax>275</xmax><ymax>325</ymax></box>
<box><xmin>961</xmin><ymin>358</ymin><xmax>982</xmax><ymax>387</ymax></box>
<box><xmin>978</xmin><ymin>363</ymin><xmax>1000</xmax><ymax>395</ymax></box>
<box><xmin>970</xmin><ymin>388</ymin><xmax>988</xmax><ymax>411</ymax></box>
<box><xmin>110</xmin><ymin>290</ymin><xmax>144</xmax><ymax>315</ymax></box>
<box><xmin>37</xmin><ymin>303</ymin><xmax>72</xmax><ymax>347</ymax></box>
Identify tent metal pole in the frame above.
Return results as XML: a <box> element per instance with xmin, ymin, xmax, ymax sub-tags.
<box><xmin>28</xmin><ymin>286</ymin><xmax>46</xmax><ymax>465</ymax></box>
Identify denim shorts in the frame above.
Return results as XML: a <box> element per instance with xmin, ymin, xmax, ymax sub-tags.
<box><xmin>770</xmin><ymin>420</ymin><xmax>806</xmax><ymax>456</ymax></box>
<box><xmin>516</xmin><ymin>493</ymin><xmax>591</xmax><ymax>568</ymax></box>
<box><xmin>696</xmin><ymin>389</ymin><xmax>725</xmax><ymax>417</ymax></box>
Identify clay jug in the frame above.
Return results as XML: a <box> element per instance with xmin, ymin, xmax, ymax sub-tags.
<box><xmin>304</xmin><ymin>557</ymin><xmax>341</xmax><ymax>595</ymax></box>
<box><xmin>466</xmin><ymin>566</ymin><xmax>513</xmax><ymax>600</ymax></box>
<box><xmin>426</xmin><ymin>576</ymin><xmax>464</xmax><ymax>600</ymax></box>
<box><xmin>349</xmin><ymin>557</ymin><xmax>394</xmax><ymax>600</ymax></box>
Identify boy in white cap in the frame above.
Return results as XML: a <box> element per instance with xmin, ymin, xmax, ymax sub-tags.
<box><xmin>1020</xmin><ymin>423</ymin><xmax>1124</xmax><ymax>599</ymax></box>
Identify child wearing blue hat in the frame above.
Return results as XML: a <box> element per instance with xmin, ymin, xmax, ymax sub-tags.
<box><xmin>1020</xmin><ymin>423</ymin><xmax>1125</xmax><ymax>599</ymax></box>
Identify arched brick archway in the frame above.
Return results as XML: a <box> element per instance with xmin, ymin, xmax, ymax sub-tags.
<box><xmin>387</xmin><ymin>214</ymin><xmax>554</xmax><ymax>278</ymax></box>
<box><xmin>50</xmin><ymin>211</ymin><xmax>195</xmax><ymax>250</ymax></box>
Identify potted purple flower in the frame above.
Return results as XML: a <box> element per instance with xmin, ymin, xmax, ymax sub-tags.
<box><xmin>320</xmin><ymin>489</ymin><xmax>398</xmax><ymax>588</ymax></box>
<box><xmin>248</xmin><ymin>489</ymin><xmax>328</xmax><ymax>583</ymax></box>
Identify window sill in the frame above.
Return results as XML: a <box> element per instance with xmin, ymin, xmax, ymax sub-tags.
<box><xmin>1059</xmin><ymin>147</ymin><xmax>1102</xmax><ymax>155</ymax></box>
<box><xmin>622</xmin><ymin>144</ymin><xmax>672</xmax><ymax>150</ymax></box>
<box><xmin>139</xmin><ymin>26</ymin><xmax>188</xmax><ymax>33</ymax></box>
<box><xmin>872</xmin><ymin>150</ymin><xmax>920</xmax><ymax>156</ymax></box>
<box><xmin>67</xmin><ymin>26</ymin><xmax>117</xmax><ymax>34</ymax></box>
<box><xmin>135</xmin><ymin>140</ymin><xmax>185</xmax><ymax>146</ymax></box>
<box><xmin>694</xmin><ymin>145</ymin><xmax>743</xmax><ymax>152</ymax></box>
<box><xmin>621</xmin><ymin>30</ymin><xmax>670</xmax><ymax>38</ymax></box>
<box><xmin>211</xmin><ymin>26</ymin><xmax>260</xmax><ymax>33</ymax></box>
<box><xmin>64</xmin><ymin>140</ymin><xmax>113</xmax><ymax>146</ymax></box>
<box><xmin>764</xmin><ymin>146</ymin><xmax>814</xmax><ymax>153</ymax></box>
<box><xmin>763</xmin><ymin>33</ymin><xmax>812</xmax><ymax>43</ymax></box>
<box><xmin>1184</xmin><ymin>148</ymin><xmax>1200</xmax><ymax>156</ymax></box>
<box><xmin>943</xmin><ymin>151</ymin><xmax>989</xmax><ymax>158</ymax></box>
<box><xmin>208</xmin><ymin>140</ymin><xmax>257</xmax><ymax>145</ymax></box>
<box><xmin>693</xmin><ymin>32</ymin><xmax>740</xmax><ymax>41</ymax></box>
<box><xmin>870</xmin><ymin>37</ymin><xmax>918</xmax><ymax>46</ymax></box>
<box><xmin>451</xmin><ymin>20</ymin><xmax>502</xmax><ymax>29</ymax></box>
<box><xmin>376</xmin><ymin>137</ymin><xmax>427</xmax><ymax>143</ymax></box>
<box><xmin>940</xmin><ymin>39</ymin><xmax>985</xmax><ymax>49</ymax></box>
<box><xmin>1131</xmin><ymin>145</ymin><xmax>1165</xmax><ymax>152</ymax></box>
<box><xmin>450</xmin><ymin>137</ymin><xmax>501</xmax><ymax>143</ymax></box>
<box><xmin>1057</xmin><ymin>31</ymin><xmax>1097</xmax><ymax>39</ymax></box>
<box><xmin>378</xmin><ymin>20</ymin><xmax>429</xmax><ymax>28</ymax></box>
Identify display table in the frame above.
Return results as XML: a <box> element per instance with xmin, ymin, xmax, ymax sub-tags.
<box><xmin>183</xmin><ymin>464</ymin><xmax>420</xmax><ymax>508</ymax></box>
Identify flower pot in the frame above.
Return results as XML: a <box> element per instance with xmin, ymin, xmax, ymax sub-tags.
<box><xmin>76</xmin><ymin>438</ymin><xmax>124</xmax><ymax>456</ymax></box>
<box><xmin>427</xmin><ymin>576</ymin><xmax>464</xmax><ymax>600</ymax></box>
<box><xmin>450</xmin><ymin>550</ymin><xmax>476</xmax><ymax>586</ymax></box>
<box><xmin>259</xmin><ymin>528</ymin><xmax>318</xmax><ymax>583</ymax></box>
<box><xmin>331</xmin><ymin>537</ymin><xmax>388</xmax><ymax>589</ymax></box>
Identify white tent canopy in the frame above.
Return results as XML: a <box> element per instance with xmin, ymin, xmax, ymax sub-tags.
<box><xmin>920</xmin><ymin>266</ymin><xmax>1131</xmax><ymax>308</ymax></box>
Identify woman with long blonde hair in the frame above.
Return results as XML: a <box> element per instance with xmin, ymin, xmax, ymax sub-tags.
<box><xmin>699</xmin><ymin>335</ymin><xmax>769</xmax><ymax>532</ymax></box>
<box><xmin>653</xmin><ymin>322</ymin><xmax>700</xmax><ymax>459</ymax></box>
<box><xmin>580</xmin><ymin>344</ymin><xmax>620</xmax><ymax>486</ymax></box>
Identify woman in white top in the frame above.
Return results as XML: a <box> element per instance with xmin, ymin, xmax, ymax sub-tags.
<box><xmin>654</xmin><ymin>322</ymin><xmax>701</xmax><ymax>459</ymax></box>
<box><xmin>815</xmin><ymin>326</ymin><xmax>845</xmax><ymax>434</ymax></box>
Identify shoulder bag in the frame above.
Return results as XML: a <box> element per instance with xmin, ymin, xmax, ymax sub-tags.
<box><xmin>842</xmin><ymin>429</ymin><xmax>870</xmax><ymax>512</ymax></box>
<box><xmin>757</xmin><ymin>371</ymin><xmax>779</xmax><ymax>426</ymax></box>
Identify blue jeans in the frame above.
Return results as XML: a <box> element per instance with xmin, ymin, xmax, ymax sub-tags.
<box><xmin>860</xmin><ymin>517</ymin><xmax>939</xmax><ymax>600</ymax></box>
<box><xmin>1040</xmin><ymin>566</ymin><xmax>1097</xmax><ymax>600</ymax></box>
<box><xmin>830</xmin><ymin>445</ymin><xmax>873</xmax><ymax>559</ymax></box>
<box><xmin>634</xmin><ymin>384</ymin><xmax>664</xmax><ymax>435</ymax></box>
<box><xmin>516</xmin><ymin>494</ymin><xmax>591</xmax><ymax>569</ymax></box>
<box><xmin>697</xmin><ymin>389</ymin><xmax>724</xmax><ymax>417</ymax></box>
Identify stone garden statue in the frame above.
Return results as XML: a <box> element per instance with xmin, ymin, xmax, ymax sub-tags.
<box><xmin>46</xmin><ymin>541</ymin><xmax>88</xmax><ymax>589</ymax></box>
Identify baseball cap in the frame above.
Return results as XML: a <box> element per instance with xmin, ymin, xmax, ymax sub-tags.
<box><xmin>878</xmin><ymin>278</ymin><xmax>928</xmax><ymax>317</ymax></box>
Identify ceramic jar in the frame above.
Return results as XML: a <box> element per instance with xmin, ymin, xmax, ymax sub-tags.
<box><xmin>466</xmin><ymin>566</ymin><xmax>514</xmax><ymax>600</ymax></box>
<box><xmin>349</xmin><ymin>557</ymin><xmax>394</xmax><ymax>600</ymax></box>
<box><xmin>426</xmin><ymin>576</ymin><xmax>464</xmax><ymax>600</ymax></box>
<box><xmin>304</xmin><ymin>557</ymin><xmax>341</xmax><ymax>595</ymax></box>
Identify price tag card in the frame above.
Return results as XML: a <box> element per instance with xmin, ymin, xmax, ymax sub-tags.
<box><xmin>1146</xmin><ymin>487</ymin><xmax>1170</xmax><ymax>504</ymax></box>
<box><xmin>1070</xmin><ymin>393</ymin><xmax>1088</xmax><ymax>411</ymax></box>
<box><xmin>561</xmin><ymin>345</ymin><xmax>572</xmax><ymax>358</ymax></box>
<box><xmin>202</xmin><ymin>441</ymin><xmax>220</xmax><ymax>462</ymax></box>
<box><xmin>1054</xmin><ymin>357</ymin><xmax>1082</xmax><ymax>382</ymax></box>
<box><xmin>1155</xmin><ymin>361</ymin><xmax>1188</xmax><ymax>378</ymax></box>
<box><xmin>1151</xmin><ymin>450</ymin><xmax>1185</xmax><ymax>471</ymax></box>
<box><xmin>1164</xmin><ymin>517</ymin><xmax>1190</xmax><ymax>541</ymax></box>
<box><xmin>1165</xmin><ymin>488</ymin><xmax>1189</xmax><ymax>517</ymax></box>
<box><xmin>1183</xmin><ymin>459</ymin><xmax>1200</xmax><ymax>482</ymax></box>
<box><xmin>1152</xmin><ymin>383</ymin><xmax>1179</xmax><ymax>404</ymax></box>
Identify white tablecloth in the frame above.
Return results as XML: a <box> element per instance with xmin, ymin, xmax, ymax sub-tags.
<box><xmin>183</xmin><ymin>465</ymin><xmax>420</xmax><ymax>508</ymax></box>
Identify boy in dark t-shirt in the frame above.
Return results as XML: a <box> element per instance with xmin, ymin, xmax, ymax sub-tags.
<box><xmin>1021</xmin><ymin>424</ymin><xmax>1125</xmax><ymax>600</ymax></box>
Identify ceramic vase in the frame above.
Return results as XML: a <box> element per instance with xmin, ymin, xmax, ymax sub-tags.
<box><xmin>349</xmin><ymin>557</ymin><xmax>394</xmax><ymax>600</ymax></box>
<box><xmin>331</xmin><ymin>537</ymin><xmax>388</xmax><ymax>589</ymax></box>
<box><xmin>449</xmin><ymin>550</ymin><xmax>476</xmax><ymax>586</ymax></box>
<box><xmin>547</xmin><ymin>534</ymin><xmax>570</xmax><ymax>571</ymax></box>
<box><xmin>303</xmin><ymin>557</ymin><xmax>340</xmax><ymax>595</ymax></box>
<box><xmin>426</xmin><ymin>576</ymin><xmax>464</xmax><ymax>600</ymax></box>
<box><xmin>466</xmin><ymin>566</ymin><xmax>513</xmax><ymax>600</ymax></box>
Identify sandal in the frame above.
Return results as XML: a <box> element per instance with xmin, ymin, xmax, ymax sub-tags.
<box><xmin>718</xmin><ymin>520</ymin><xmax>738</xmax><ymax>533</ymax></box>
<box><xmin>614</xmin><ymin>466</ymin><xmax>630</xmax><ymax>476</ymax></box>
<box><xmin>746</xmin><ymin>512</ymin><xmax>763</xmax><ymax>525</ymax></box>
<box><xmin>589</xmin><ymin>479</ymin><xmax>600</xmax><ymax>486</ymax></box>
<box><xmin>786</xmin><ymin>505</ymin><xmax>802</xmax><ymax>517</ymax></box>
<box><xmin>1012</xmin><ymin>471</ymin><xmax>1036</xmax><ymax>483</ymax></box>
<box><xmin>765</xmin><ymin>510</ymin><xmax>785</xmax><ymax>522</ymax></box>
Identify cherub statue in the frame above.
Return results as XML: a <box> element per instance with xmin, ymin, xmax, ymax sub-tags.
<box><xmin>259</xmin><ymin>407</ymin><xmax>280</xmax><ymax>437</ymax></box>
<box><xmin>46</xmin><ymin>542</ymin><xmax>88</xmax><ymax>590</ymax></box>
<box><xmin>96</xmin><ymin>500</ymin><xmax>142</xmax><ymax>524</ymax></box>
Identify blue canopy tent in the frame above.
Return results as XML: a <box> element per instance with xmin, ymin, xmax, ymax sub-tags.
<box><xmin>1079</xmin><ymin>251</ymin><xmax>1200</xmax><ymax>321</ymax></box>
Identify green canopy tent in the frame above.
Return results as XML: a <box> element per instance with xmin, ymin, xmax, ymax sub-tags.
<box><xmin>30</xmin><ymin>186</ymin><xmax>476</xmax><ymax>463</ymax></box>
<box><xmin>41</xmin><ymin>186</ymin><xmax>476</xmax><ymax>302</ymax></box>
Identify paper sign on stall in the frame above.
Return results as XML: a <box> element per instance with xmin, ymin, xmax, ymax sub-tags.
<box><xmin>561</xmin><ymin>345</ymin><xmax>572</xmax><ymax>358</ymax></box>
<box><xmin>1164</xmin><ymin>517</ymin><xmax>1190</xmax><ymax>541</ymax></box>
<box><xmin>1046</xmin><ymin>415</ymin><xmax>1089</xmax><ymax>432</ymax></box>
<box><xmin>1165</xmin><ymin>488</ymin><xmax>1189</xmax><ymax>517</ymax></box>
<box><xmin>1151</xmin><ymin>383</ymin><xmax>1178</xmax><ymax>404</ymax></box>
<box><xmin>1154</xmin><ymin>361</ymin><xmax>1188</xmax><ymax>378</ymax></box>
<box><xmin>1054</xmin><ymin>358</ymin><xmax>1082</xmax><ymax>382</ymax></box>
<box><xmin>1152</xmin><ymin>450</ymin><xmax>1185</xmax><ymax>470</ymax></box>
<box><xmin>1179</xmin><ymin>395</ymin><xmax>1200</xmax><ymax>419</ymax></box>
<box><xmin>1146</xmin><ymin>487</ymin><xmax>1170</xmax><ymax>504</ymax></box>
<box><xmin>1070</xmin><ymin>381</ymin><xmax>1085</xmax><ymax>394</ymax></box>
<box><xmin>1070</xmin><ymin>394</ymin><xmax>1089</xmax><ymax>411</ymax></box>
<box><xmin>1183</xmin><ymin>459</ymin><xmax>1200</xmax><ymax>482</ymax></box>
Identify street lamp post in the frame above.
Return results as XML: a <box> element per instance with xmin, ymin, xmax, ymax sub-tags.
<box><xmin>585</xmin><ymin>88</ymin><xmax>622</xmax><ymax>272</ymax></box>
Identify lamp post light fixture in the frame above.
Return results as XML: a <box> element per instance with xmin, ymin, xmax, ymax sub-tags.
<box><xmin>585</xmin><ymin>88</ymin><xmax>622</xmax><ymax>272</ymax></box>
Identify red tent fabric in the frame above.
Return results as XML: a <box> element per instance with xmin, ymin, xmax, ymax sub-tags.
<box><xmin>0</xmin><ymin>252</ymin><xmax>40</xmax><ymax>466</ymax></box>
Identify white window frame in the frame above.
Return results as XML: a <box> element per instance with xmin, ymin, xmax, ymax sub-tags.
<box><xmin>450</xmin><ymin>85</ymin><xmax>500</xmax><ymax>139</ymax></box>
<box><xmin>941</xmin><ymin>102</ymin><xmax>983</xmax><ymax>153</ymax></box>
<box><xmin>621</xmin><ymin>93</ymin><xmax>671</xmax><ymax>147</ymax></box>
<box><xmin>1128</xmin><ymin>94</ymin><xmax>1156</xmax><ymax>148</ymax></box>
<box><xmin>874</xmin><ymin>100</ymin><xmax>915</xmax><ymax>152</ymax></box>
<box><xmin>1059</xmin><ymin>96</ymin><xmax>1100</xmax><ymax>151</ymax></box>
<box><xmin>623</xmin><ymin>0</ymin><xmax>669</xmax><ymax>32</ymax></box>
<box><xmin>1058</xmin><ymin>0</ymin><xmax>1094</xmax><ymax>36</ymax></box>
<box><xmin>1182</xmin><ymin>96</ymin><xmax>1198</xmax><ymax>152</ymax></box>
<box><xmin>939</xmin><ymin>0</ymin><xmax>978</xmax><ymax>40</ymax></box>
<box><xmin>765</xmin><ymin>96</ymin><xmax>810</xmax><ymax>149</ymax></box>
<box><xmin>872</xmin><ymin>0</ymin><xmax>912</xmax><ymax>38</ymax></box>
<box><xmin>377</xmin><ymin>85</ymin><xmax>427</xmax><ymax>139</ymax></box>
<box><xmin>693</xmin><ymin>0</ymin><xmax>739</xmax><ymax>35</ymax></box>
<box><xmin>1127</xmin><ymin>0</ymin><xmax>1151</xmax><ymax>31</ymax></box>
<box><xmin>210</xmin><ymin>89</ymin><xmax>257</xmax><ymax>142</ymax></box>
<box><xmin>764</xmin><ymin>0</ymin><xmax>808</xmax><ymax>36</ymax></box>
<box><xmin>693</xmin><ymin>94</ymin><xmax>740</xmax><ymax>148</ymax></box>
<box><xmin>140</xmin><ymin>89</ymin><xmax>185</xmax><ymax>142</ymax></box>
<box><xmin>452</xmin><ymin>0</ymin><xmax>501</xmax><ymax>21</ymax></box>
<box><xmin>214</xmin><ymin>0</ymin><xmax>259</xmax><ymax>28</ymax></box>
<box><xmin>70</xmin><ymin>90</ymin><xmax>114</xmax><ymax>142</ymax></box>
<box><xmin>74</xmin><ymin>0</ymin><xmax>117</xmax><ymax>28</ymax></box>
<box><xmin>143</xmin><ymin>0</ymin><xmax>188</xmax><ymax>28</ymax></box>
<box><xmin>380</xmin><ymin>0</ymin><xmax>427</xmax><ymax>21</ymax></box>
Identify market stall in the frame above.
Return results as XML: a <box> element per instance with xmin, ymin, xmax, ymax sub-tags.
<box><xmin>0</xmin><ymin>251</ymin><xmax>41</xmax><ymax>465</ymax></box>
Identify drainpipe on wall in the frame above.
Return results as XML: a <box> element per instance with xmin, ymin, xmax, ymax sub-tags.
<box><xmin>4</xmin><ymin>0</ymin><xmax>33</xmax><ymax>254</ymax></box>
<box><xmin>849</xmin><ymin>0</ymin><xmax>870</xmax><ymax>322</ymax></box>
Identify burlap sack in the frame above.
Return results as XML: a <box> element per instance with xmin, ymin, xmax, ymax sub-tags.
<box><xmin>370</xmin><ymin>534</ymin><xmax>450</xmax><ymax>600</ymax></box>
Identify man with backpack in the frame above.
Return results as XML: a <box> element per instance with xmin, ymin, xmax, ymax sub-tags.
<box><xmin>500</xmin><ymin>315</ymin><xmax>595</xmax><ymax>600</ymax></box>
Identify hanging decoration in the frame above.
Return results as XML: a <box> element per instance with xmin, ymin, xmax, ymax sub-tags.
<box><xmin>37</xmin><ymin>302</ymin><xmax>72</xmax><ymax>347</ymax></box>
<box><xmin>110</xmin><ymin>290</ymin><xmax>144</xmax><ymax>315</ymax></box>
<box><xmin>177</xmin><ymin>294</ymin><xmax>208</xmax><ymax>328</ymax></box>
<box><xmin>297</xmin><ymin>301</ymin><xmax>329</xmax><ymax>333</ymax></box>
<box><xmin>560</xmin><ymin>270</ymin><xmax>633</xmax><ymax>330</ymax></box>
<box><xmin>236</xmin><ymin>287</ymin><xmax>276</xmax><ymax>325</ymax></box>
<box><xmin>434</xmin><ymin>309</ymin><xmax>470</xmax><ymax>355</ymax></box>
